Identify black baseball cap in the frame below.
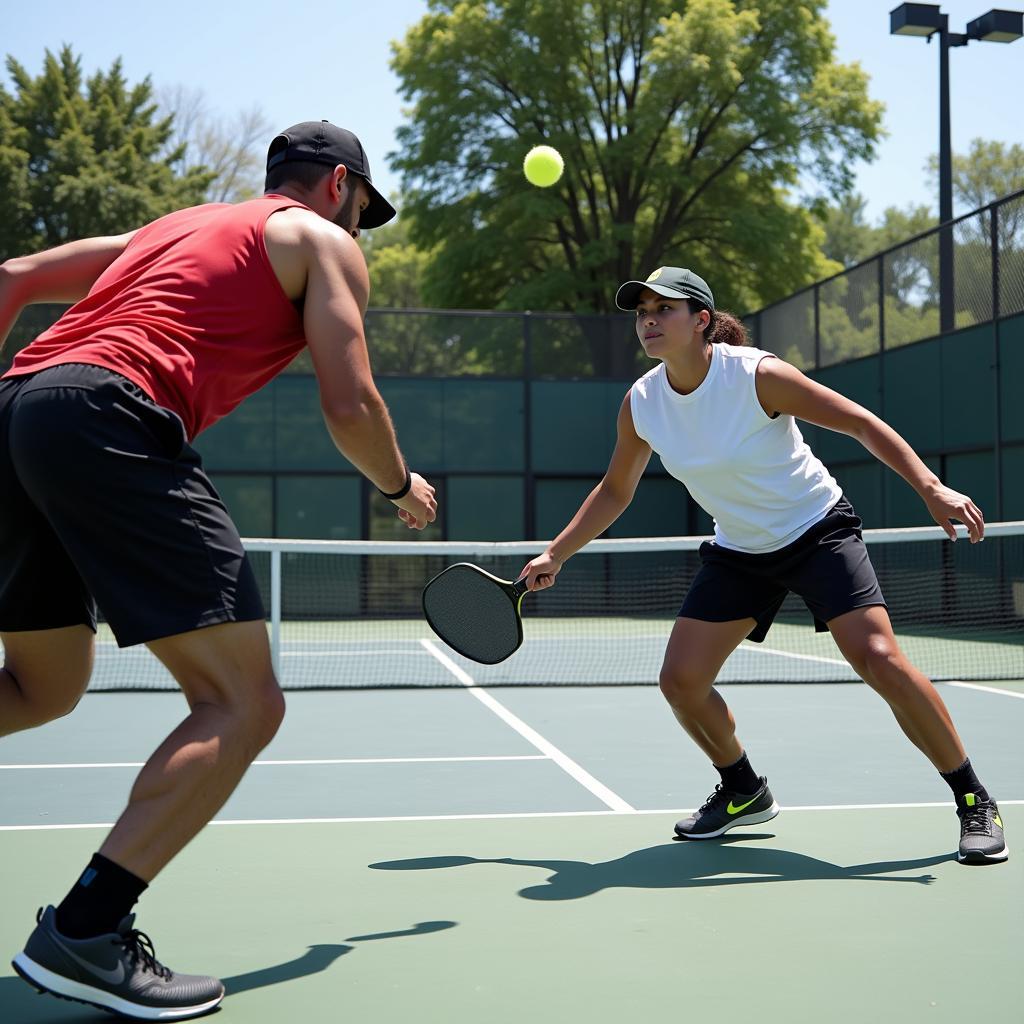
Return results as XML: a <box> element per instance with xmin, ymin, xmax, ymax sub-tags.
<box><xmin>615</xmin><ymin>267</ymin><xmax>715</xmax><ymax>311</ymax></box>
<box><xmin>266</xmin><ymin>120</ymin><xmax>397</xmax><ymax>229</ymax></box>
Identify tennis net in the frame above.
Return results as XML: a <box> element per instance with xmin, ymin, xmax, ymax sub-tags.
<box><xmin>74</xmin><ymin>521</ymin><xmax>1024</xmax><ymax>690</ymax></box>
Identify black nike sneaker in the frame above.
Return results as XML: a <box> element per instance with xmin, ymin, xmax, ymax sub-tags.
<box><xmin>674</xmin><ymin>777</ymin><xmax>780</xmax><ymax>840</ymax></box>
<box><xmin>956</xmin><ymin>793</ymin><xmax>1009</xmax><ymax>864</ymax></box>
<box><xmin>12</xmin><ymin>905</ymin><xmax>224</xmax><ymax>1020</ymax></box>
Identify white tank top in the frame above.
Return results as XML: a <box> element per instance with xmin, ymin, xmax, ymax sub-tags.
<box><xmin>629</xmin><ymin>343</ymin><xmax>842</xmax><ymax>553</ymax></box>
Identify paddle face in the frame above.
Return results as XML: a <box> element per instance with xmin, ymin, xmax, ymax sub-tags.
<box><xmin>422</xmin><ymin>563</ymin><xmax>528</xmax><ymax>664</ymax></box>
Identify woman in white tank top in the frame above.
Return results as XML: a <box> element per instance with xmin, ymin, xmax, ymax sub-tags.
<box><xmin>521</xmin><ymin>266</ymin><xmax>1006</xmax><ymax>865</ymax></box>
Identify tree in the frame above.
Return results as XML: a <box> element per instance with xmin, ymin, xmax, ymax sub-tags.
<box><xmin>361</xmin><ymin>215</ymin><xmax>432</xmax><ymax>309</ymax></box>
<box><xmin>928</xmin><ymin>138</ymin><xmax>1024</xmax><ymax>216</ymax></box>
<box><xmin>819</xmin><ymin>192</ymin><xmax>873</xmax><ymax>269</ymax></box>
<box><xmin>389</xmin><ymin>0</ymin><xmax>882</xmax><ymax>374</ymax></box>
<box><xmin>0</xmin><ymin>46</ymin><xmax>212</xmax><ymax>259</ymax></box>
<box><xmin>158</xmin><ymin>85</ymin><xmax>271</xmax><ymax>203</ymax></box>
<box><xmin>819</xmin><ymin>193</ymin><xmax>934</xmax><ymax>269</ymax></box>
<box><xmin>360</xmin><ymin>216</ymin><xmax>485</xmax><ymax>375</ymax></box>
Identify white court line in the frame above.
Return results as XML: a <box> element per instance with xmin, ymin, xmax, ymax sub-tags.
<box><xmin>942</xmin><ymin>681</ymin><xmax>1024</xmax><ymax>700</ymax></box>
<box><xmin>3</xmin><ymin>799</ymin><xmax>1022</xmax><ymax>831</ymax></box>
<box><xmin>282</xmin><ymin>650</ymin><xmax>427</xmax><ymax>658</ymax></box>
<box><xmin>741</xmin><ymin>643</ymin><xmax>849</xmax><ymax>667</ymax></box>
<box><xmin>0</xmin><ymin>755</ymin><xmax>548</xmax><ymax>771</ymax></box>
<box><xmin>419</xmin><ymin>639</ymin><xmax>634</xmax><ymax>813</ymax></box>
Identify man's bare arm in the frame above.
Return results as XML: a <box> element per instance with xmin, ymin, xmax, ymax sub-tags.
<box><xmin>0</xmin><ymin>232</ymin><xmax>137</xmax><ymax>351</ymax></box>
<box><xmin>293</xmin><ymin>217</ymin><xmax>436</xmax><ymax>527</ymax></box>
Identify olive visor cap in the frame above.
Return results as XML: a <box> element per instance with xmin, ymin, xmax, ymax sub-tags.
<box><xmin>266</xmin><ymin>120</ymin><xmax>396</xmax><ymax>229</ymax></box>
<box><xmin>615</xmin><ymin>267</ymin><xmax>715</xmax><ymax>311</ymax></box>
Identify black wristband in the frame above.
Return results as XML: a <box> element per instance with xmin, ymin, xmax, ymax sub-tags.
<box><xmin>377</xmin><ymin>466</ymin><xmax>412</xmax><ymax>501</ymax></box>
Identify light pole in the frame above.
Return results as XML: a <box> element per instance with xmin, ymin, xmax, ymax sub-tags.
<box><xmin>890</xmin><ymin>5</ymin><xmax>1023</xmax><ymax>332</ymax></box>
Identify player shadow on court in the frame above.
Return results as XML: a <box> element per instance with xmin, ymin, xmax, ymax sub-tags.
<box><xmin>370</xmin><ymin>840</ymin><xmax>954</xmax><ymax>901</ymax></box>
<box><xmin>222</xmin><ymin>920</ymin><xmax>456</xmax><ymax>995</ymax></box>
<box><xmin>0</xmin><ymin>922</ymin><xmax>456</xmax><ymax>1021</ymax></box>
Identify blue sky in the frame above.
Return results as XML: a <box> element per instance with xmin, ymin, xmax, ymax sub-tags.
<box><xmin>4</xmin><ymin>0</ymin><xmax>1023</xmax><ymax>221</ymax></box>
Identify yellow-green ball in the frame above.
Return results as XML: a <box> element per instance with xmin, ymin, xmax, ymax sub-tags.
<box><xmin>523</xmin><ymin>145</ymin><xmax>564</xmax><ymax>188</ymax></box>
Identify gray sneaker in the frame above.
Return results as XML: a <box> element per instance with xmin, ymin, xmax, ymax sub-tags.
<box><xmin>956</xmin><ymin>793</ymin><xmax>1009</xmax><ymax>864</ymax></box>
<box><xmin>12</xmin><ymin>905</ymin><xmax>224</xmax><ymax>1020</ymax></box>
<box><xmin>674</xmin><ymin>777</ymin><xmax>780</xmax><ymax>839</ymax></box>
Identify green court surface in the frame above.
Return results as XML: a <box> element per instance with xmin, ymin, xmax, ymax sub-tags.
<box><xmin>1</xmin><ymin>682</ymin><xmax>1021</xmax><ymax>1023</ymax></box>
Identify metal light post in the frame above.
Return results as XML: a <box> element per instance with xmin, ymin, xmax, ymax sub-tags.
<box><xmin>890</xmin><ymin>5</ymin><xmax>1023</xmax><ymax>332</ymax></box>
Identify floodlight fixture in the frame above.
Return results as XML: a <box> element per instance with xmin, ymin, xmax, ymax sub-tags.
<box><xmin>890</xmin><ymin>3</ymin><xmax>944</xmax><ymax>36</ymax></box>
<box><xmin>966</xmin><ymin>9</ymin><xmax>1024</xmax><ymax>41</ymax></box>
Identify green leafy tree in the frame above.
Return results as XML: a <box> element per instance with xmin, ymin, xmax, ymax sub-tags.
<box><xmin>361</xmin><ymin>215</ymin><xmax>432</xmax><ymax>309</ymax></box>
<box><xmin>359</xmin><ymin>216</ymin><xmax>467</xmax><ymax>376</ymax></box>
<box><xmin>820</xmin><ymin>194</ymin><xmax>934</xmax><ymax>269</ymax></box>
<box><xmin>927</xmin><ymin>138</ymin><xmax>1024</xmax><ymax>215</ymax></box>
<box><xmin>390</xmin><ymin>0</ymin><xmax>882</xmax><ymax>372</ymax></box>
<box><xmin>0</xmin><ymin>46</ymin><xmax>212</xmax><ymax>259</ymax></box>
<box><xmin>819</xmin><ymin>192</ymin><xmax>873</xmax><ymax>269</ymax></box>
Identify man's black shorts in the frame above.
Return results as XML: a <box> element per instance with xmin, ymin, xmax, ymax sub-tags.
<box><xmin>0</xmin><ymin>363</ymin><xmax>264</xmax><ymax>646</ymax></box>
<box><xmin>679</xmin><ymin>496</ymin><xmax>887</xmax><ymax>642</ymax></box>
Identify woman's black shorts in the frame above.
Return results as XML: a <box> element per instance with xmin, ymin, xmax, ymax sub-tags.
<box><xmin>679</xmin><ymin>496</ymin><xmax>887</xmax><ymax>642</ymax></box>
<box><xmin>0</xmin><ymin>363</ymin><xmax>264</xmax><ymax>647</ymax></box>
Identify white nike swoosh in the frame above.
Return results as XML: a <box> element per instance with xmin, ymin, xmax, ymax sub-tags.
<box><xmin>52</xmin><ymin>935</ymin><xmax>127</xmax><ymax>986</ymax></box>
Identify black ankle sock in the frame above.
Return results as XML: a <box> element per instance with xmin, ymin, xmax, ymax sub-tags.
<box><xmin>55</xmin><ymin>853</ymin><xmax>148</xmax><ymax>939</ymax></box>
<box><xmin>940</xmin><ymin>758</ymin><xmax>990</xmax><ymax>803</ymax></box>
<box><xmin>714</xmin><ymin>752</ymin><xmax>761</xmax><ymax>794</ymax></box>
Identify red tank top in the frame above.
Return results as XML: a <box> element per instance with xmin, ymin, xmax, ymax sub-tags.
<box><xmin>6</xmin><ymin>195</ymin><xmax>309</xmax><ymax>439</ymax></box>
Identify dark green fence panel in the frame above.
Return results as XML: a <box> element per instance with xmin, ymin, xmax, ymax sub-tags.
<box><xmin>531</xmin><ymin>381</ymin><xmax>621</xmax><ymax>473</ymax></box>
<box><xmin>608</xmin><ymin>477</ymin><xmax>690</xmax><ymax>538</ymax></box>
<box><xmin>886</xmin><ymin>456</ymin><xmax>942</xmax><ymax>527</ymax></box>
<box><xmin>940</xmin><ymin>325</ymin><xmax>995</xmax><ymax>450</ymax></box>
<box><xmin>377</xmin><ymin>380</ymin><xmax>445</xmax><ymax>470</ymax></box>
<box><xmin>811</xmin><ymin>356</ymin><xmax>883</xmax><ymax>464</ymax></box>
<box><xmin>1000</xmin><ymin>315</ymin><xmax>1024</xmax><ymax>443</ymax></box>
<box><xmin>272</xmin><ymin>376</ymin><xmax>349</xmax><ymax>471</ymax></box>
<box><xmin>535</xmin><ymin>478</ymin><xmax>600</xmax><ymax>540</ymax></box>
<box><xmin>212</xmin><ymin>474</ymin><xmax>273</xmax><ymax>537</ymax></box>
<box><xmin>200</xmin><ymin>385</ymin><xmax>275</xmax><ymax>471</ymax></box>
<box><xmin>883</xmin><ymin>342</ymin><xmax>943</xmax><ymax>453</ymax></box>
<box><xmin>831</xmin><ymin>462</ymin><xmax>885</xmax><ymax>526</ymax></box>
<box><xmin>447</xmin><ymin>476</ymin><xmax>524</xmax><ymax>541</ymax></box>
<box><xmin>276</xmin><ymin>476</ymin><xmax>361</xmax><ymax>540</ymax></box>
<box><xmin>441</xmin><ymin>379</ymin><xmax>524</xmax><ymax>471</ymax></box>
<box><xmin>1002</xmin><ymin>445</ymin><xmax>1024</xmax><ymax>519</ymax></box>
<box><xmin>946</xmin><ymin>452</ymin><xmax>997</xmax><ymax>522</ymax></box>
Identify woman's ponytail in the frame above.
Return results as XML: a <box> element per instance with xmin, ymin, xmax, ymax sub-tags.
<box><xmin>685</xmin><ymin>299</ymin><xmax>749</xmax><ymax>345</ymax></box>
<box><xmin>706</xmin><ymin>310</ymin><xmax>749</xmax><ymax>346</ymax></box>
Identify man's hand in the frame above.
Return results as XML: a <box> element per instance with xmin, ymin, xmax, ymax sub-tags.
<box><xmin>393</xmin><ymin>473</ymin><xmax>437</xmax><ymax>530</ymax></box>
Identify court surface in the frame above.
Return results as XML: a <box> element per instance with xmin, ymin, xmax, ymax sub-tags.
<box><xmin>1</xmin><ymin>677</ymin><xmax>1021</xmax><ymax>1023</ymax></box>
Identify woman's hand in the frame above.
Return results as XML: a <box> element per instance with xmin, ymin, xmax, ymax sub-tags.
<box><xmin>924</xmin><ymin>485</ymin><xmax>985</xmax><ymax>543</ymax></box>
<box><xmin>520</xmin><ymin>551</ymin><xmax>562</xmax><ymax>591</ymax></box>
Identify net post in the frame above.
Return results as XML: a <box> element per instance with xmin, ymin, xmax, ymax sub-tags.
<box><xmin>270</xmin><ymin>547</ymin><xmax>282</xmax><ymax>682</ymax></box>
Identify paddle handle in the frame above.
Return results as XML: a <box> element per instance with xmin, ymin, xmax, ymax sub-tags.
<box><xmin>511</xmin><ymin>577</ymin><xmax>530</xmax><ymax>599</ymax></box>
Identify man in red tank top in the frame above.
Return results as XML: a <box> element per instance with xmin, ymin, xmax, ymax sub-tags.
<box><xmin>0</xmin><ymin>120</ymin><xmax>436</xmax><ymax>1019</ymax></box>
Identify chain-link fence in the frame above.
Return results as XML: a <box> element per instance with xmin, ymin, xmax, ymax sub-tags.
<box><xmin>6</xmin><ymin>190</ymin><xmax>1023</xmax><ymax>383</ymax></box>
<box><xmin>745</xmin><ymin>188</ymin><xmax>1024</xmax><ymax>366</ymax></box>
<box><xmin>4</xmin><ymin>306</ymin><xmax>646</xmax><ymax>380</ymax></box>
<box><xmin>998</xmin><ymin>190</ymin><xmax>1024</xmax><ymax>318</ymax></box>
